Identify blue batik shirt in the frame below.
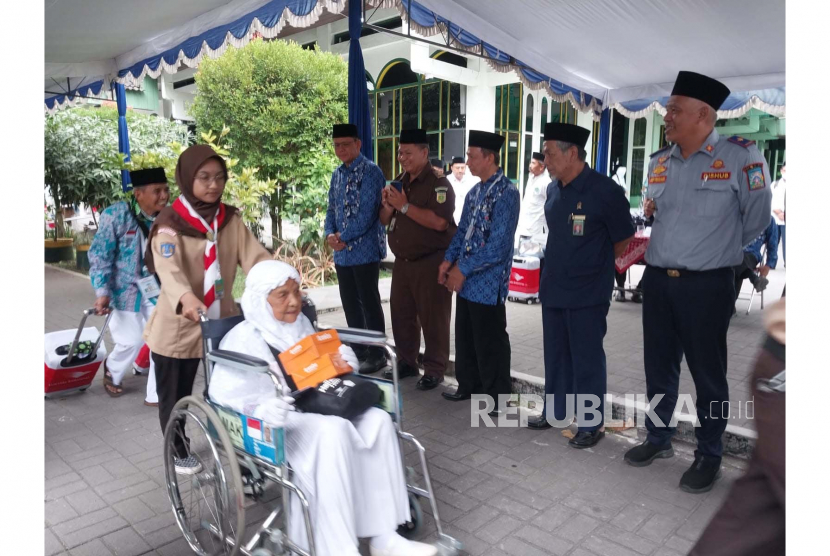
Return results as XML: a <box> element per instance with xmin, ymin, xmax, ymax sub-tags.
<box><xmin>324</xmin><ymin>154</ymin><xmax>387</xmax><ymax>267</ymax></box>
<box><xmin>445</xmin><ymin>169</ymin><xmax>520</xmax><ymax>305</ymax></box>
<box><xmin>88</xmin><ymin>201</ymin><xmax>154</xmax><ymax>312</ymax></box>
<box><xmin>745</xmin><ymin>217</ymin><xmax>779</xmax><ymax>269</ymax></box>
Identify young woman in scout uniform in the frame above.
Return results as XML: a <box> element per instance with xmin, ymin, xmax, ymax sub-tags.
<box><xmin>143</xmin><ymin>144</ymin><xmax>271</xmax><ymax>474</ymax></box>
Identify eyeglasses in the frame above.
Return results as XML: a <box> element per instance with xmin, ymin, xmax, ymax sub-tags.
<box><xmin>195</xmin><ymin>173</ymin><xmax>227</xmax><ymax>185</ymax></box>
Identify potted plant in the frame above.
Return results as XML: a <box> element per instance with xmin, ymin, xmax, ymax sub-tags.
<box><xmin>44</xmin><ymin>223</ymin><xmax>75</xmax><ymax>263</ymax></box>
<box><xmin>74</xmin><ymin>228</ymin><xmax>95</xmax><ymax>270</ymax></box>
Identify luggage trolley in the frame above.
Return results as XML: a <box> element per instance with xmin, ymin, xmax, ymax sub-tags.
<box><xmin>45</xmin><ymin>308</ymin><xmax>112</xmax><ymax>397</ymax></box>
<box><xmin>163</xmin><ymin>298</ymin><xmax>461</xmax><ymax>556</ymax></box>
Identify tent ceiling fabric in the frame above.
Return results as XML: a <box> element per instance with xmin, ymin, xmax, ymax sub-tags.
<box><xmin>45</xmin><ymin>0</ymin><xmax>785</xmax><ymax>118</ymax></box>
<box><xmin>44</xmin><ymin>0</ymin><xmax>396</xmax><ymax>110</ymax></box>
<box><xmin>411</xmin><ymin>0</ymin><xmax>785</xmax><ymax>116</ymax></box>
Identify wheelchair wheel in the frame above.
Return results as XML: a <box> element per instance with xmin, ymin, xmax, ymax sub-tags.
<box><xmin>164</xmin><ymin>395</ymin><xmax>246</xmax><ymax>556</ymax></box>
<box><xmin>397</xmin><ymin>492</ymin><xmax>423</xmax><ymax>539</ymax></box>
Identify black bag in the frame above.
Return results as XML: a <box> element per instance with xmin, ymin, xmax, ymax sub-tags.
<box><xmin>267</xmin><ymin>346</ymin><xmax>381</xmax><ymax>420</ymax></box>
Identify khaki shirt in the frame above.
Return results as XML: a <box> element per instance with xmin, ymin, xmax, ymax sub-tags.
<box><xmin>388</xmin><ymin>165</ymin><xmax>457</xmax><ymax>260</ymax></box>
<box><xmin>143</xmin><ymin>213</ymin><xmax>271</xmax><ymax>359</ymax></box>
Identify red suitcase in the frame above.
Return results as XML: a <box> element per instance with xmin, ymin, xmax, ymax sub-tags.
<box><xmin>45</xmin><ymin>308</ymin><xmax>112</xmax><ymax>397</ymax></box>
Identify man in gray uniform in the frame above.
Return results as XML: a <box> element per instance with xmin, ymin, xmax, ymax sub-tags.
<box><xmin>623</xmin><ymin>71</ymin><xmax>773</xmax><ymax>494</ymax></box>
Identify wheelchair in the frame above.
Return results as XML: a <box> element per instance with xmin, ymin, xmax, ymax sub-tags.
<box><xmin>163</xmin><ymin>297</ymin><xmax>462</xmax><ymax>556</ymax></box>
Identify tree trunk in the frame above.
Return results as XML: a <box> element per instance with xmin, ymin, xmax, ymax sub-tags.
<box><xmin>269</xmin><ymin>205</ymin><xmax>281</xmax><ymax>244</ymax></box>
<box><xmin>53</xmin><ymin>188</ymin><xmax>64</xmax><ymax>239</ymax></box>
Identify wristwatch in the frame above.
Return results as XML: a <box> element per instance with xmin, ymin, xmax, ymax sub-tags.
<box><xmin>401</xmin><ymin>203</ymin><xmax>410</xmax><ymax>215</ymax></box>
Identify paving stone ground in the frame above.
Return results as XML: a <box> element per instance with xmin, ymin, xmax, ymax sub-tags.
<box><xmin>44</xmin><ymin>264</ymin><xmax>764</xmax><ymax>556</ymax></box>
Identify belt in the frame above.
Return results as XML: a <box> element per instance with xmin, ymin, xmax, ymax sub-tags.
<box><xmin>397</xmin><ymin>251</ymin><xmax>443</xmax><ymax>263</ymax></box>
<box><xmin>647</xmin><ymin>265</ymin><xmax>732</xmax><ymax>278</ymax></box>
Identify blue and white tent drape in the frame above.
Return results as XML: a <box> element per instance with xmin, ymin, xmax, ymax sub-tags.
<box><xmin>45</xmin><ymin>0</ymin><xmax>397</xmax><ymax>112</ymax></box>
<box><xmin>615</xmin><ymin>87</ymin><xmax>786</xmax><ymax>120</ymax></box>
<box><xmin>400</xmin><ymin>0</ymin><xmax>603</xmax><ymax>117</ymax></box>
<box><xmin>45</xmin><ymin>0</ymin><xmax>785</xmax><ymax>122</ymax></box>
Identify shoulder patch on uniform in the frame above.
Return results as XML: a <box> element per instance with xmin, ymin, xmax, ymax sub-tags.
<box><xmin>744</xmin><ymin>163</ymin><xmax>766</xmax><ymax>191</ymax></box>
<box><xmin>435</xmin><ymin>185</ymin><xmax>448</xmax><ymax>204</ymax></box>
<box><xmin>650</xmin><ymin>145</ymin><xmax>670</xmax><ymax>158</ymax></box>
<box><xmin>728</xmin><ymin>135</ymin><xmax>756</xmax><ymax>148</ymax></box>
<box><xmin>158</xmin><ymin>227</ymin><xmax>177</xmax><ymax>237</ymax></box>
<box><xmin>160</xmin><ymin>243</ymin><xmax>176</xmax><ymax>258</ymax></box>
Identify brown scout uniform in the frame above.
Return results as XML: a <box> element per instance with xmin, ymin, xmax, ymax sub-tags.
<box><xmin>143</xmin><ymin>213</ymin><xmax>271</xmax><ymax>359</ymax></box>
<box><xmin>388</xmin><ymin>165</ymin><xmax>457</xmax><ymax>379</ymax></box>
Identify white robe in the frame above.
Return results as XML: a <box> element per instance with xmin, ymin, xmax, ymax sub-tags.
<box><xmin>516</xmin><ymin>170</ymin><xmax>551</xmax><ymax>242</ymax></box>
<box><xmin>208</xmin><ymin>321</ymin><xmax>410</xmax><ymax>556</ymax></box>
<box><xmin>447</xmin><ymin>171</ymin><xmax>480</xmax><ymax>225</ymax></box>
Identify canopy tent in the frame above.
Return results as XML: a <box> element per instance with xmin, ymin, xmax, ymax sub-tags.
<box><xmin>45</xmin><ymin>0</ymin><xmax>397</xmax><ymax>113</ymax></box>
<box><xmin>402</xmin><ymin>0</ymin><xmax>785</xmax><ymax>120</ymax></box>
<box><xmin>45</xmin><ymin>0</ymin><xmax>785</xmax><ymax>176</ymax></box>
<box><xmin>46</xmin><ymin>0</ymin><xmax>785</xmax><ymax>116</ymax></box>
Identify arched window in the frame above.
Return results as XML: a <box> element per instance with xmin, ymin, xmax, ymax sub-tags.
<box><xmin>541</xmin><ymin>97</ymin><xmax>548</xmax><ymax>129</ymax></box>
<box><xmin>525</xmin><ymin>94</ymin><xmax>534</xmax><ymax>132</ymax></box>
<box><xmin>376</xmin><ymin>61</ymin><xmax>418</xmax><ymax>89</ymax></box>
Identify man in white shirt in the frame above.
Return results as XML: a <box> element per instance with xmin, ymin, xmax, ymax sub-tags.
<box><xmin>771</xmin><ymin>164</ymin><xmax>786</xmax><ymax>266</ymax></box>
<box><xmin>515</xmin><ymin>152</ymin><xmax>551</xmax><ymax>246</ymax></box>
<box><xmin>446</xmin><ymin>156</ymin><xmax>480</xmax><ymax>225</ymax></box>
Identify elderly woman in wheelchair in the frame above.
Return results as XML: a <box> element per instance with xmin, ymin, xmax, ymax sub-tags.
<box><xmin>207</xmin><ymin>260</ymin><xmax>438</xmax><ymax>556</ymax></box>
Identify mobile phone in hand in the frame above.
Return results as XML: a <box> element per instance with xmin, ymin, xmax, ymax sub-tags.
<box><xmin>390</xmin><ymin>180</ymin><xmax>403</xmax><ymax>192</ymax></box>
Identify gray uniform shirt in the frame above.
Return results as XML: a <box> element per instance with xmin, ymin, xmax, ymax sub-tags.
<box><xmin>644</xmin><ymin>129</ymin><xmax>772</xmax><ymax>271</ymax></box>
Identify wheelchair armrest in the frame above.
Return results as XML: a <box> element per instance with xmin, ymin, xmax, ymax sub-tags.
<box><xmin>324</xmin><ymin>326</ymin><xmax>388</xmax><ymax>347</ymax></box>
<box><xmin>207</xmin><ymin>349</ymin><xmax>270</xmax><ymax>372</ymax></box>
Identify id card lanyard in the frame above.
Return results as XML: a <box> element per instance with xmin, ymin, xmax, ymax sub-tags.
<box><xmin>464</xmin><ymin>179</ymin><xmax>499</xmax><ymax>242</ymax></box>
<box><xmin>136</xmin><ymin>226</ymin><xmax>160</xmax><ymax>304</ymax></box>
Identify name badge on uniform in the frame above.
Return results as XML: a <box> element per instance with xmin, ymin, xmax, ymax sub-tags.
<box><xmin>215</xmin><ymin>278</ymin><xmax>225</xmax><ymax>300</ymax></box>
<box><xmin>572</xmin><ymin>214</ymin><xmax>585</xmax><ymax>236</ymax></box>
<box><xmin>137</xmin><ymin>275</ymin><xmax>160</xmax><ymax>299</ymax></box>
<box><xmin>388</xmin><ymin>215</ymin><xmax>397</xmax><ymax>233</ymax></box>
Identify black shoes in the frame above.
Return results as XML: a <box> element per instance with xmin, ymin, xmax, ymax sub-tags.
<box><xmin>358</xmin><ymin>354</ymin><xmax>388</xmax><ymax>375</ymax></box>
<box><xmin>416</xmin><ymin>375</ymin><xmax>443</xmax><ymax>391</ymax></box>
<box><xmin>441</xmin><ymin>389</ymin><xmax>471</xmax><ymax>401</ymax></box>
<box><xmin>631</xmin><ymin>291</ymin><xmax>643</xmax><ymax>303</ymax></box>
<box><xmin>615</xmin><ymin>291</ymin><xmax>627</xmax><ymax>302</ymax></box>
<box><xmin>624</xmin><ymin>441</ymin><xmax>674</xmax><ymax>467</ymax></box>
<box><xmin>527</xmin><ymin>416</ymin><xmax>552</xmax><ymax>430</ymax></box>
<box><xmin>679</xmin><ymin>453</ymin><xmax>722</xmax><ymax>493</ymax></box>
<box><xmin>568</xmin><ymin>430</ymin><xmax>604</xmax><ymax>449</ymax></box>
<box><xmin>383</xmin><ymin>361</ymin><xmax>419</xmax><ymax>380</ymax></box>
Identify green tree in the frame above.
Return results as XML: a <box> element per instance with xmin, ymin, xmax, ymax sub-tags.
<box><xmin>127</xmin><ymin>127</ymin><xmax>275</xmax><ymax>234</ymax></box>
<box><xmin>44</xmin><ymin>106</ymin><xmax>189</xmax><ymax>236</ymax></box>
<box><xmin>190</xmin><ymin>39</ymin><xmax>347</xmax><ymax>244</ymax></box>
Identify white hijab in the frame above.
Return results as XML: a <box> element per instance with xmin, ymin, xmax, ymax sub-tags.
<box><xmin>241</xmin><ymin>260</ymin><xmax>316</xmax><ymax>352</ymax></box>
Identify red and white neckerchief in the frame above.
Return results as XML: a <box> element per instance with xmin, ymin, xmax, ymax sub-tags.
<box><xmin>172</xmin><ymin>197</ymin><xmax>226</xmax><ymax>319</ymax></box>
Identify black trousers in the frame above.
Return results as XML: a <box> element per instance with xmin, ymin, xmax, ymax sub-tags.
<box><xmin>454</xmin><ymin>297</ymin><xmax>512</xmax><ymax>403</ymax></box>
<box><xmin>336</xmin><ymin>262</ymin><xmax>385</xmax><ymax>359</ymax></box>
<box><xmin>542</xmin><ymin>304</ymin><xmax>609</xmax><ymax>431</ymax></box>
<box><xmin>642</xmin><ymin>266</ymin><xmax>734</xmax><ymax>458</ymax></box>
<box><xmin>153</xmin><ymin>353</ymin><xmax>200</xmax><ymax>458</ymax></box>
<box><xmin>733</xmin><ymin>252</ymin><xmax>760</xmax><ymax>301</ymax></box>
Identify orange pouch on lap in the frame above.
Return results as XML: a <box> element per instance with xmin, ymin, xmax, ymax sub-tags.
<box><xmin>278</xmin><ymin>330</ymin><xmax>352</xmax><ymax>390</ymax></box>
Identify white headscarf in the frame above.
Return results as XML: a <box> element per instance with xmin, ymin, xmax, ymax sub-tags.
<box><xmin>240</xmin><ymin>260</ymin><xmax>316</xmax><ymax>352</ymax></box>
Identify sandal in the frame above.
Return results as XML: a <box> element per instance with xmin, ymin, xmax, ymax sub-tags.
<box><xmin>103</xmin><ymin>366</ymin><xmax>124</xmax><ymax>397</ymax></box>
